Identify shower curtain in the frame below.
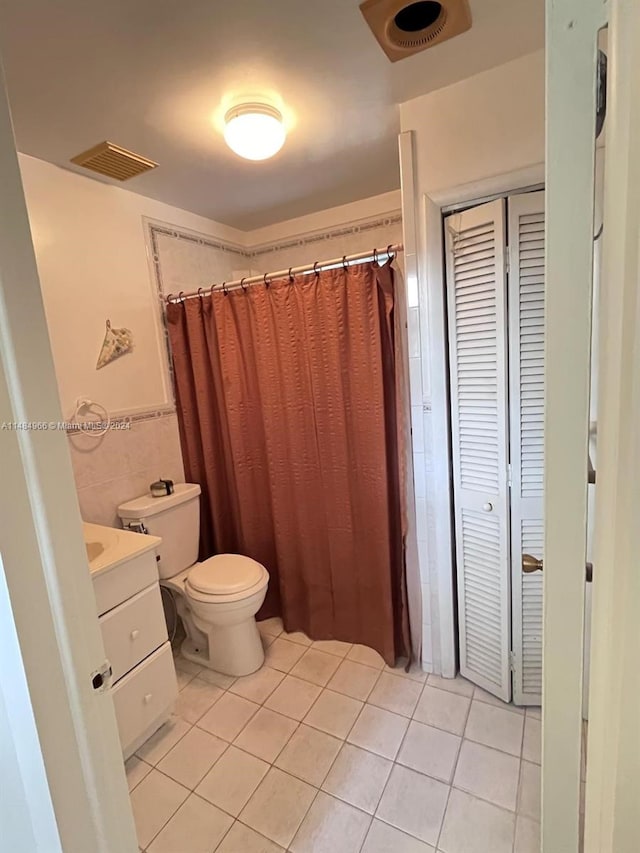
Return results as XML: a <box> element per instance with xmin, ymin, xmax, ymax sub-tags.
<box><xmin>166</xmin><ymin>262</ymin><xmax>410</xmax><ymax>664</ymax></box>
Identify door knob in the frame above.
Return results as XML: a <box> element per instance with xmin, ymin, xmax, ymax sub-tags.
<box><xmin>523</xmin><ymin>554</ymin><xmax>543</xmax><ymax>573</ymax></box>
<box><xmin>482</xmin><ymin>502</ymin><xmax>493</xmax><ymax>512</ymax></box>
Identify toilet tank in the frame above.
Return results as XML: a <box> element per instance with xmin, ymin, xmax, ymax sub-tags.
<box><xmin>117</xmin><ymin>483</ymin><xmax>201</xmax><ymax>580</ymax></box>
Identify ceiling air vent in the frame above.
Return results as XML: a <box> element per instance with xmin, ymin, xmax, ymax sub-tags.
<box><xmin>360</xmin><ymin>0</ymin><xmax>471</xmax><ymax>62</ymax></box>
<box><xmin>70</xmin><ymin>141</ymin><xmax>158</xmax><ymax>181</ymax></box>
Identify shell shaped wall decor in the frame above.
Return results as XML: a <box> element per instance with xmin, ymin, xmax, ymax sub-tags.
<box><xmin>96</xmin><ymin>319</ymin><xmax>134</xmax><ymax>369</ymax></box>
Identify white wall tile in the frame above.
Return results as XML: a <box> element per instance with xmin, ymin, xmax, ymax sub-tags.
<box><xmin>407</xmin><ymin>307</ymin><xmax>421</xmax><ymax>357</ymax></box>
<box><xmin>410</xmin><ymin>406</ymin><xmax>424</xmax><ymax>453</ymax></box>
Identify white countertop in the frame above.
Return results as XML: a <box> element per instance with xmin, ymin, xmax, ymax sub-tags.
<box><xmin>83</xmin><ymin>522</ymin><xmax>161</xmax><ymax>577</ymax></box>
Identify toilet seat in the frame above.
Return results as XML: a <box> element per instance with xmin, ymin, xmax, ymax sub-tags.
<box><xmin>185</xmin><ymin>554</ymin><xmax>269</xmax><ymax>602</ymax></box>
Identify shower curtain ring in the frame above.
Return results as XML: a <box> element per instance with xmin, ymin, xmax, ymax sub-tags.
<box><xmin>313</xmin><ymin>261</ymin><xmax>320</xmax><ymax>277</ymax></box>
<box><xmin>288</xmin><ymin>267</ymin><xmax>294</xmax><ymax>283</ymax></box>
<box><xmin>386</xmin><ymin>244</ymin><xmax>394</xmax><ymax>262</ymax></box>
<box><xmin>197</xmin><ymin>287</ymin><xmax>204</xmax><ymax>299</ymax></box>
<box><xmin>263</xmin><ymin>272</ymin><xmax>271</xmax><ymax>288</ymax></box>
<box><xmin>222</xmin><ymin>281</ymin><xmax>228</xmax><ymax>296</ymax></box>
<box><xmin>167</xmin><ymin>293</ymin><xmax>174</xmax><ymax>302</ymax></box>
<box><xmin>178</xmin><ymin>291</ymin><xmax>185</xmax><ymax>302</ymax></box>
<box><xmin>210</xmin><ymin>284</ymin><xmax>216</xmax><ymax>297</ymax></box>
<box><xmin>373</xmin><ymin>248</ymin><xmax>379</xmax><ymax>266</ymax></box>
<box><xmin>342</xmin><ymin>255</ymin><xmax>348</xmax><ymax>270</ymax></box>
<box><xmin>240</xmin><ymin>277</ymin><xmax>248</xmax><ymax>292</ymax></box>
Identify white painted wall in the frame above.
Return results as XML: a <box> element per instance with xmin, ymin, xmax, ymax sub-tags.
<box><xmin>18</xmin><ymin>154</ymin><xmax>245</xmax><ymax>419</ymax></box>
<box><xmin>399</xmin><ymin>49</ymin><xmax>545</xmax><ymax>675</ymax></box>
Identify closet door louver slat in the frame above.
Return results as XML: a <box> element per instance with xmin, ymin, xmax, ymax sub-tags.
<box><xmin>509</xmin><ymin>191</ymin><xmax>545</xmax><ymax>706</ymax></box>
<box><xmin>446</xmin><ymin>199</ymin><xmax>511</xmax><ymax>702</ymax></box>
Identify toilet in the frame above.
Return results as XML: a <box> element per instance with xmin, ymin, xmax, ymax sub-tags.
<box><xmin>117</xmin><ymin>483</ymin><xmax>269</xmax><ymax>677</ymax></box>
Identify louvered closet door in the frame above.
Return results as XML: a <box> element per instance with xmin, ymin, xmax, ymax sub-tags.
<box><xmin>508</xmin><ymin>191</ymin><xmax>545</xmax><ymax>705</ymax></box>
<box><xmin>445</xmin><ymin>199</ymin><xmax>511</xmax><ymax>702</ymax></box>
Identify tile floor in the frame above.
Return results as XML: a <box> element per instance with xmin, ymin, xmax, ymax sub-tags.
<box><xmin>128</xmin><ymin>618</ymin><xmax>541</xmax><ymax>853</ymax></box>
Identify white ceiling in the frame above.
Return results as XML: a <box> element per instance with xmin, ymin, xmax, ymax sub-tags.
<box><xmin>0</xmin><ymin>0</ymin><xmax>543</xmax><ymax>229</ymax></box>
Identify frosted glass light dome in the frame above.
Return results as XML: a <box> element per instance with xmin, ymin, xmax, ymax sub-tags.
<box><xmin>223</xmin><ymin>104</ymin><xmax>286</xmax><ymax>161</ymax></box>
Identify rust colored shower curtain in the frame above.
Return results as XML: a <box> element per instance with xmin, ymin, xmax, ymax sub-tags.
<box><xmin>166</xmin><ymin>262</ymin><xmax>410</xmax><ymax>664</ymax></box>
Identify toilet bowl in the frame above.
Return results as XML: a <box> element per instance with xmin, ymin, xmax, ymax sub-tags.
<box><xmin>118</xmin><ymin>484</ymin><xmax>270</xmax><ymax>677</ymax></box>
<box><xmin>164</xmin><ymin>554</ymin><xmax>269</xmax><ymax>676</ymax></box>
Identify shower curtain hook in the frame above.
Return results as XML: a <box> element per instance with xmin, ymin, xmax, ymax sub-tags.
<box><xmin>386</xmin><ymin>244</ymin><xmax>394</xmax><ymax>262</ymax></box>
<box><xmin>313</xmin><ymin>261</ymin><xmax>320</xmax><ymax>278</ymax></box>
<box><xmin>288</xmin><ymin>267</ymin><xmax>294</xmax><ymax>283</ymax></box>
<box><xmin>197</xmin><ymin>287</ymin><xmax>204</xmax><ymax>299</ymax></box>
<box><xmin>222</xmin><ymin>281</ymin><xmax>228</xmax><ymax>296</ymax></box>
<box><xmin>210</xmin><ymin>283</ymin><xmax>216</xmax><ymax>297</ymax></box>
<box><xmin>342</xmin><ymin>255</ymin><xmax>348</xmax><ymax>270</ymax></box>
<box><xmin>263</xmin><ymin>272</ymin><xmax>271</xmax><ymax>289</ymax></box>
<box><xmin>373</xmin><ymin>248</ymin><xmax>379</xmax><ymax>266</ymax></box>
<box><xmin>166</xmin><ymin>293</ymin><xmax>174</xmax><ymax>302</ymax></box>
<box><xmin>240</xmin><ymin>277</ymin><xmax>248</xmax><ymax>293</ymax></box>
<box><xmin>178</xmin><ymin>291</ymin><xmax>185</xmax><ymax>302</ymax></box>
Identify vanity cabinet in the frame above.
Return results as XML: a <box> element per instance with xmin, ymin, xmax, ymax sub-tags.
<box><xmin>87</xmin><ymin>523</ymin><xmax>177</xmax><ymax>760</ymax></box>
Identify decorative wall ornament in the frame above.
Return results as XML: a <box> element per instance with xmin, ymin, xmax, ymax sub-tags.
<box><xmin>96</xmin><ymin>319</ymin><xmax>134</xmax><ymax>369</ymax></box>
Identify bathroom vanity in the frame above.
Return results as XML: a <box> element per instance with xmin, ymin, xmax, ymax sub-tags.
<box><xmin>84</xmin><ymin>522</ymin><xmax>177</xmax><ymax>759</ymax></box>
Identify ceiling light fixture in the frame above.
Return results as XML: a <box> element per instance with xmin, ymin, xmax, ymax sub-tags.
<box><xmin>223</xmin><ymin>103</ymin><xmax>286</xmax><ymax>161</ymax></box>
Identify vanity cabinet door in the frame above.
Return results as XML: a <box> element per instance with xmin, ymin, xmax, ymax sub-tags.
<box><xmin>100</xmin><ymin>582</ymin><xmax>168</xmax><ymax>681</ymax></box>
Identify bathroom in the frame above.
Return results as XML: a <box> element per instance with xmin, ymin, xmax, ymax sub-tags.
<box><xmin>0</xmin><ymin>0</ymin><xmax>620</xmax><ymax>851</ymax></box>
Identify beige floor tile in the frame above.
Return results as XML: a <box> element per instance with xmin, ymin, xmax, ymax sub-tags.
<box><xmin>465</xmin><ymin>701</ymin><xmax>524</xmax><ymax>757</ymax></box>
<box><xmin>265</xmin><ymin>637</ymin><xmax>307</xmax><ymax>672</ymax></box>
<box><xmin>228</xmin><ymin>666</ymin><xmax>285</xmax><ymax>704</ymax></box>
<box><xmin>427</xmin><ymin>674</ymin><xmax>474</xmax><ymax>698</ymax></box>
<box><xmin>517</xmin><ymin>760</ymin><xmax>541</xmax><ymax>821</ymax></box>
<box><xmin>522</xmin><ymin>716</ymin><xmax>541</xmax><ymax>764</ymax></box>
<box><xmin>347</xmin><ymin>704</ymin><xmax>409</xmax><ymax>760</ymax></box>
<box><xmin>290</xmin><ymin>791</ymin><xmax>371</xmax><ymax>853</ymax></box>
<box><xmin>515</xmin><ymin>815</ymin><xmax>541</xmax><ymax>853</ymax></box>
<box><xmin>439</xmin><ymin>787</ymin><xmax>515</xmax><ymax>853</ymax></box>
<box><xmin>396</xmin><ymin>720</ymin><xmax>461</xmax><ymax>783</ymax></box>
<box><xmin>174</xmin><ymin>656</ymin><xmax>202</xmax><ymax>676</ymax></box>
<box><xmin>282</xmin><ymin>630</ymin><xmax>313</xmax><ymax>647</ymax></box>
<box><xmin>262</xmin><ymin>633</ymin><xmax>277</xmax><ymax>650</ymax></box>
<box><xmin>174</xmin><ymin>677</ymin><xmax>224</xmax><ymax>724</ymax></box>
<box><xmin>290</xmin><ymin>649</ymin><xmax>342</xmax><ymax>687</ymax></box>
<box><xmin>526</xmin><ymin>705</ymin><xmax>542</xmax><ymax>720</ymax></box>
<box><xmin>136</xmin><ymin>716</ymin><xmax>191</xmax><ymax>765</ymax></box>
<box><xmin>234</xmin><ymin>706</ymin><xmax>298</xmax><ymax>763</ymax></box>
<box><xmin>176</xmin><ymin>668</ymin><xmax>197</xmax><ymax>691</ymax></box>
<box><xmin>196</xmin><ymin>667</ymin><xmax>237</xmax><ymax>690</ymax></box>
<box><xmin>327</xmin><ymin>660</ymin><xmax>380</xmax><ymax>701</ymax></box>
<box><xmin>368</xmin><ymin>672</ymin><xmax>422</xmax><ymax>717</ymax></box>
<box><xmin>453</xmin><ymin>740</ymin><xmax>520</xmax><ymax>811</ymax></box>
<box><xmin>257</xmin><ymin>617</ymin><xmax>284</xmax><ymax>637</ymax></box>
<box><xmin>384</xmin><ymin>661</ymin><xmax>427</xmax><ymax>684</ymax></box>
<box><xmin>125</xmin><ymin>755</ymin><xmax>152</xmax><ymax>792</ymax></box>
<box><xmin>322</xmin><ymin>743</ymin><xmax>392</xmax><ymax>814</ymax></box>
<box><xmin>413</xmin><ymin>686</ymin><xmax>471</xmax><ymax>736</ymax></box>
<box><xmin>215</xmin><ymin>822</ymin><xmax>285</xmax><ymax>852</ymax></box>
<box><xmin>197</xmin><ymin>692</ymin><xmax>260</xmax><ymax>742</ymax></box>
<box><xmin>274</xmin><ymin>723</ymin><xmax>342</xmax><ymax>786</ymax></box>
<box><xmin>346</xmin><ymin>644</ymin><xmax>386</xmax><ymax>669</ymax></box>
<box><xmin>157</xmin><ymin>726</ymin><xmax>227</xmax><ymax>789</ymax></box>
<box><xmin>312</xmin><ymin>639</ymin><xmax>353</xmax><ymax>658</ymax></box>
<box><xmin>129</xmin><ymin>768</ymin><xmax>189</xmax><ymax>849</ymax></box>
<box><xmin>239</xmin><ymin>767</ymin><xmax>317</xmax><ymax>848</ymax></box>
<box><xmin>473</xmin><ymin>686</ymin><xmax>524</xmax><ymax>715</ymax></box>
<box><xmin>146</xmin><ymin>793</ymin><xmax>232</xmax><ymax>853</ymax></box>
<box><xmin>361</xmin><ymin>819</ymin><xmax>436</xmax><ymax>852</ymax></box>
<box><xmin>195</xmin><ymin>745</ymin><xmax>269</xmax><ymax>817</ymax></box>
<box><xmin>264</xmin><ymin>675</ymin><xmax>322</xmax><ymax>720</ymax></box>
<box><xmin>304</xmin><ymin>689</ymin><xmax>363</xmax><ymax>739</ymax></box>
<box><xmin>376</xmin><ymin>764</ymin><xmax>449</xmax><ymax>846</ymax></box>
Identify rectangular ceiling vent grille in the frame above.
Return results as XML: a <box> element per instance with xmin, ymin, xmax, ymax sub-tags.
<box><xmin>70</xmin><ymin>141</ymin><xmax>158</xmax><ymax>181</ymax></box>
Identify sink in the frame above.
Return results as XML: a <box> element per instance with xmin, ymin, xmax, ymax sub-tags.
<box><xmin>85</xmin><ymin>541</ymin><xmax>104</xmax><ymax>562</ymax></box>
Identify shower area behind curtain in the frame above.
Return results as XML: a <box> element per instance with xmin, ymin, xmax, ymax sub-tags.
<box><xmin>167</xmin><ymin>261</ymin><xmax>410</xmax><ymax>665</ymax></box>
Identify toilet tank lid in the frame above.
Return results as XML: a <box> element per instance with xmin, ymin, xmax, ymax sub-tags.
<box><xmin>117</xmin><ymin>483</ymin><xmax>201</xmax><ymax>519</ymax></box>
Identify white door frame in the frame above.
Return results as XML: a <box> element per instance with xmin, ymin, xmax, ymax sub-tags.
<box><xmin>585</xmin><ymin>0</ymin><xmax>640</xmax><ymax>850</ymax></box>
<box><xmin>543</xmin><ymin>0</ymin><xmax>606</xmax><ymax>849</ymax></box>
<box><xmin>0</xmin><ymin>63</ymin><xmax>138</xmax><ymax>851</ymax></box>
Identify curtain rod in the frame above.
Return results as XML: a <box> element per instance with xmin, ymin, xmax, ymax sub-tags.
<box><xmin>165</xmin><ymin>243</ymin><xmax>404</xmax><ymax>302</ymax></box>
